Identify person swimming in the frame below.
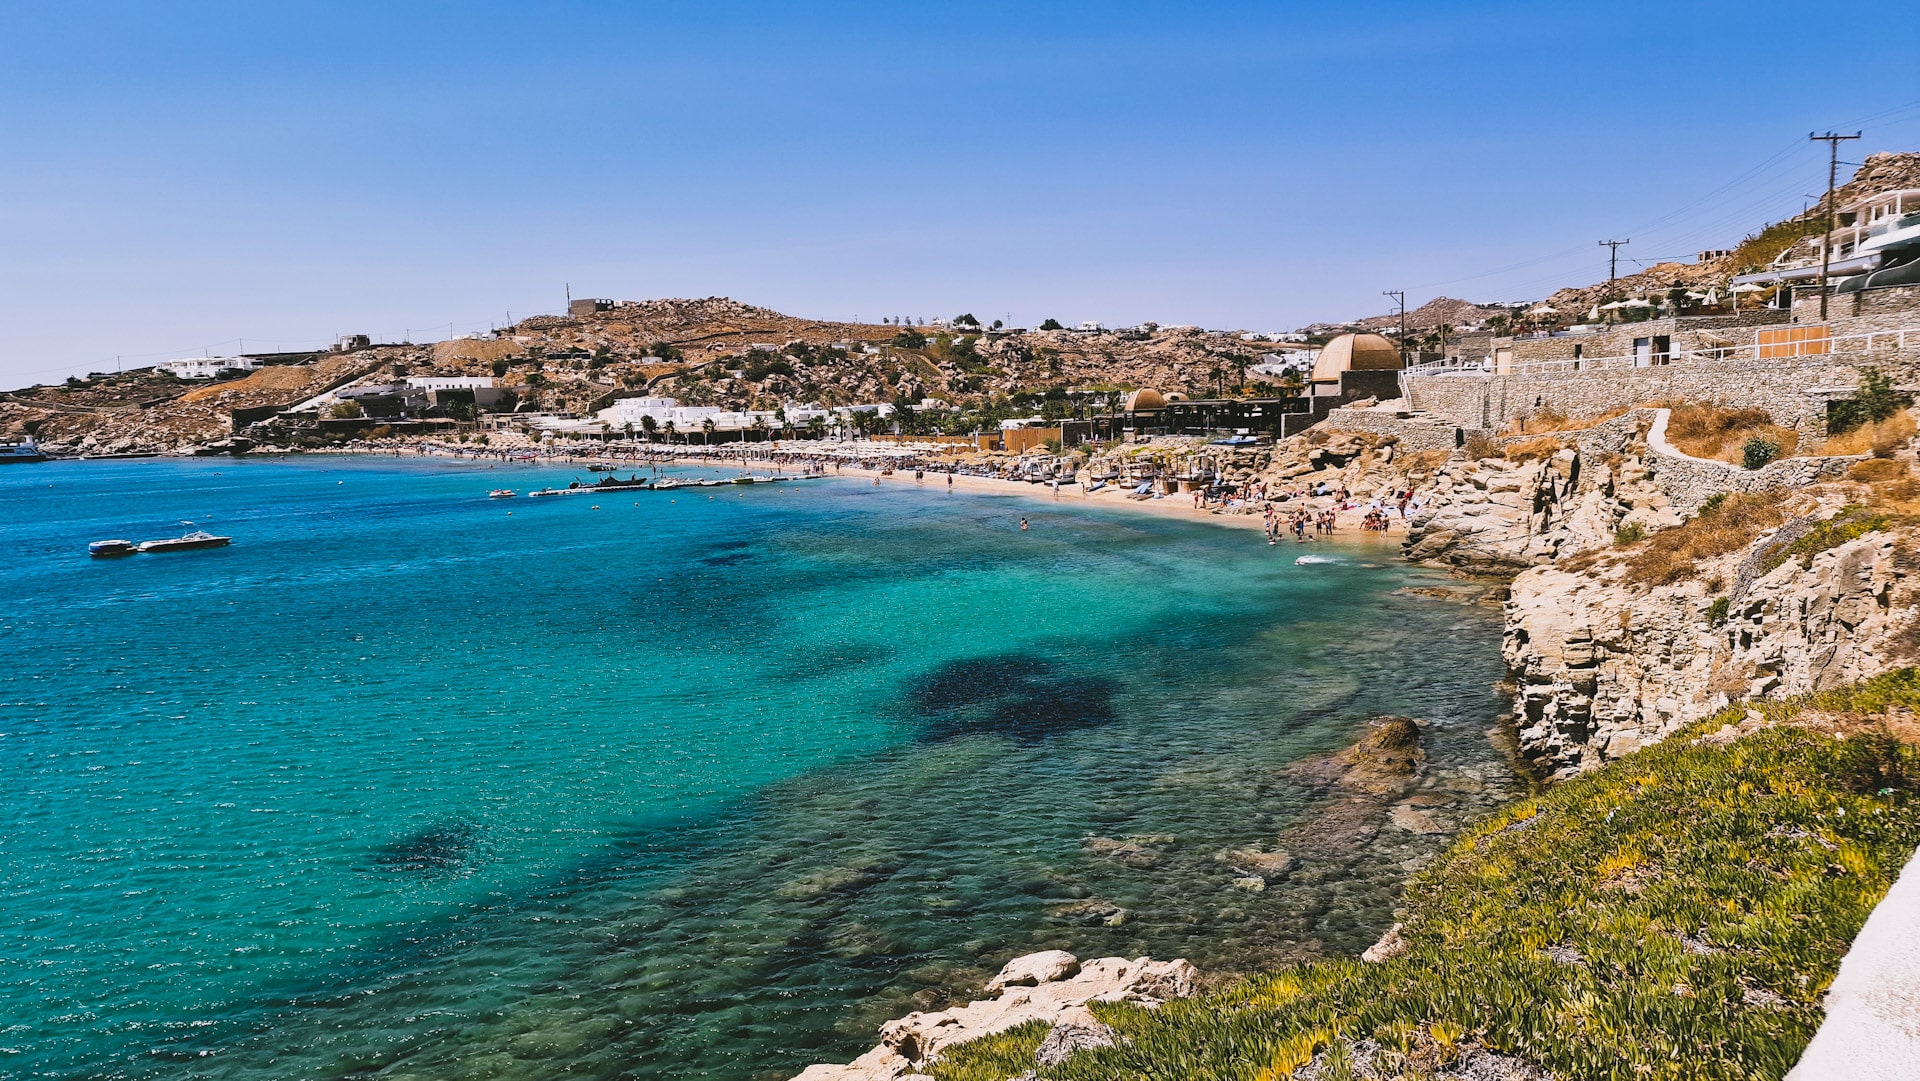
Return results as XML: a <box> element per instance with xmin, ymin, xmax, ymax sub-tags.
<box><xmin>1019</xmin><ymin>517</ymin><xmax>1029</xmax><ymax>531</ymax></box>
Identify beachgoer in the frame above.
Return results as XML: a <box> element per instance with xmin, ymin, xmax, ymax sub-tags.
<box><xmin>1020</xmin><ymin>517</ymin><xmax>1029</xmax><ymax>531</ymax></box>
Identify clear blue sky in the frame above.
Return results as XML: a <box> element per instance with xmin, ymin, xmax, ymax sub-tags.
<box><xmin>3</xmin><ymin>1</ymin><xmax>1918</xmax><ymax>384</ymax></box>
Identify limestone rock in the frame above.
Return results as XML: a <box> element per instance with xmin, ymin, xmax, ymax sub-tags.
<box><xmin>1033</xmin><ymin>1006</ymin><xmax>1117</xmax><ymax>1066</ymax></box>
<box><xmin>985</xmin><ymin>950</ymin><xmax>1079</xmax><ymax>991</ymax></box>
<box><xmin>1362</xmin><ymin>923</ymin><xmax>1408</xmax><ymax>963</ymax></box>
<box><xmin>1505</xmin><ymin>525</ymin><xmax>1916</xmax><ymax>778</ymax></box>
<box><xmin>791</xmin><ymin>953</ymin><xmax>1197</xmax><ymax>1080</ymax></box>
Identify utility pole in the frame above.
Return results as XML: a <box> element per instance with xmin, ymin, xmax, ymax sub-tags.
<box><xmin>1382</xmin><ymin>290</ymin><xmax>1406</xmax><ymax>366</ymax></box>
<box><xmin>1810</xmin><ymin>130</ymin><xmax>1862</xmax><ymax>322</ymax></box>
<box><xmin>1598</xmin><ymin>239</ymin><xmax>1630</xmax><ymax>281</ymax></box>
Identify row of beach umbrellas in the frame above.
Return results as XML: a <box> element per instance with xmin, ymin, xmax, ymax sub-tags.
<box><xmin>1523</xmin><ymin>282</ymin><xmax>1775</xmax><ymax>321</ymax></box>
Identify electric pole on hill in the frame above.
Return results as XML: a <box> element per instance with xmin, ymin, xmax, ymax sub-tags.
<box><xmin>1599</xmin><ymin>239</ymin><xmax>1630</xmax><ymax>282</ymax></box>
<box><xmin>1810</xmin><ymin>130</ymin><xmax>1862</xmax><ymax>322</ymax></box>
<box><xmin>1382</xmin><ymin>290</ymin><xmax>1406</xmax><ymax>366</ymax></box>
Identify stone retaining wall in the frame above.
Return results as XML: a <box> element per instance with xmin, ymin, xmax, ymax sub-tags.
<box><xmin>1405</xmin><ymin>354</ymin><xmax>1920</xmax><ymax>435</ymax></box>
<box><xmin>1320</xmin><ymin>407</ymin><xmax>1487</xmax><ymax>451</ymax></box>
<box><xmin>1644</xmin><ymin>409</ymin><xmax>1865</xmax><ymax>513</ymax></box>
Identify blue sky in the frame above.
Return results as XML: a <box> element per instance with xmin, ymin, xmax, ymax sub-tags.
<box><xmin>3</xmin><ymin>1</ymin><xmax>1918</xmax><ymax>384</ymax></box>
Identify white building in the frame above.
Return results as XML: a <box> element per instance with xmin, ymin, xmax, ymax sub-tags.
<box><xmin>157</xmin><ymin>357</ymin><xmax>258</xmax><ymax>380</ymax></box>
<box><xmin>405</xmin><ymin>376</ymin><xmax>494</xmax><ymax>391</ymax></box>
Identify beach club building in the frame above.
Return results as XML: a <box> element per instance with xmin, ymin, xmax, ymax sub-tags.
<box><xmin>156</xmin><ymin>356</ymin><xmax>259</xmax><ymax>380</ymax></box>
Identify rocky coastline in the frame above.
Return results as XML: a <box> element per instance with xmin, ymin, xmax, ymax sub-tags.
<box><xmin>788</xmin><ymin>403</ymin><xmax>1920</xmax><ymax>1078</ymax></box>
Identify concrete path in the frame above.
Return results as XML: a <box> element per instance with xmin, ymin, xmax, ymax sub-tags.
<box><xmin>1789</xmin><ymin>848</ymin><xmax>1920</xmax><ymax>1079</ymax></box>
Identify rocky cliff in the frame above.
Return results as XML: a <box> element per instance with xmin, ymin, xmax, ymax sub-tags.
<box><xmin>1504</xmin><ymin>514</ymin><xmax>1920</xmax><ymax>779</ymax></box>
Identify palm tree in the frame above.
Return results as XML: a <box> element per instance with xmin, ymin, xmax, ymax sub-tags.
<box><xmin>663</xmin><ymin>419</ymin><xmax>677</xmax><ymax>444</ymax></box>
<box><xmin>702</xmin><ymin>418</ymin><xmax>716</xmax><ymax>445</ymax></box>
<box><xmin>640</xmin><ymin>414</ymin><xmax>658</xmax><ymax>442</ymax></box>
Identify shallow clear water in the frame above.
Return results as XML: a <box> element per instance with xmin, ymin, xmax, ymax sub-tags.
<box><xmin>0</xmin><ymin>456</ymin><xmax>1517</xmax><ymax>1080</ymax></box>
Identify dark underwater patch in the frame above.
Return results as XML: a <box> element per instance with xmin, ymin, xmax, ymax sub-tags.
<box><xmin>368</xmin><ymin>821</ymin><xmax>480</xmax><ymax>877</ymax></box>
<box><xmin>907</xmin><ymin>655</ymin><xmax>1118</xmax><ymax>743</ymax></box>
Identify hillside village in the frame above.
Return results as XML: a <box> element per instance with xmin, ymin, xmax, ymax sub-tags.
<box><xmin>6</xmin><ymin>151</ymin><xmax>1919</xmax><ymax>464</ymax></box>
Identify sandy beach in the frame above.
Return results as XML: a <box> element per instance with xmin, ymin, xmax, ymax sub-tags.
<box><xmin>324</xmin><ymin>440</ymin><xmax>1417</xmax><ymax>548</ymax></box>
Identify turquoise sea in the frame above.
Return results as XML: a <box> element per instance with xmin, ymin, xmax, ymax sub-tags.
<box><xmin>0</xmin><ymin>456</ymin><xmax>1518</xmax><ymax>1080</ymax></box>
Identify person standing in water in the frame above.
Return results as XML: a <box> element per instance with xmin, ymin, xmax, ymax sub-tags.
<box><xmin>1020</xmin><ymin>517</ymin><xmax>1029</xmax><ymax>531</ymax></box>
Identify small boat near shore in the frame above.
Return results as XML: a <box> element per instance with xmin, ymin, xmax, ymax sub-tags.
<box><xmin>88</xmin><ymin>539</ymin><xmax>137</xmax><ymax>558</ymax></box>
<box><xmin>1</xmin><ymin>438</ymin><xmax>49</xmax><ymax>464</ymax></box>
<box><xmin>489</xmin><ymin>488</ymin><xmax>518</xmax><ymax>499</ymax></box>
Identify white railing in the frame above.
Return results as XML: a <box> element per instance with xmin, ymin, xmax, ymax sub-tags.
<box><xmin>1404</xmin><ymin>326</ymin><xmax>1920</xmax><ymax>379</ymax></box>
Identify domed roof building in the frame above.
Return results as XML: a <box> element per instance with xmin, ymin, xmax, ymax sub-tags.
<box><xmin>1122</xmin><ymin>388</ymin><xmax>1187</xmax><ymax>411</ymax></box>
<box><xmin>1310</xmin><ymin>332</ymin><xmax>1402</xmax><ymax>383</ymax></box>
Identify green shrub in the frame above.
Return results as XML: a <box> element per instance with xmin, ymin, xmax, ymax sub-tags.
<box><xmin>1705</xmin><ymin>596</ymin><xmax>1730</xmax><ymax>626</ymax></box>
<box><xmin>1613</xmin><ymin>522</ymin><xmax>1645</xmax><ymax>546</ymax></box>
<box><xmin>1698</xmin><ymin>492</ymin><xmax>1728</xmax><ymax>516</ymax></box>
<box><xmin>1827</xmin><ymin>368</ymin><xmax>1910</xmax><ymax>436</ymax></box>
<box><xmin>1742</xmin><ymin>437</ymin><xmax>1780</xmax><ymax>470</ymax></box>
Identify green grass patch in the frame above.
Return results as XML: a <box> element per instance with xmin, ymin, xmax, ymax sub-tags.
<box><xmin>934</xmin><ymin>671</ymin><xmax>1920</xmax><ymax>1081</ymax></box>
<box><xmin>1763</xmin><ymin>506</ymin><xmax>1913</xmax><ymax>574</ymax></box>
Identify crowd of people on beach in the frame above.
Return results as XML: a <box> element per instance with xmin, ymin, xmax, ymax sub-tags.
<box><xmin>333</xmin><ymin>436</ymin><xmax>1422</xmax><ymax>548</ymax></box>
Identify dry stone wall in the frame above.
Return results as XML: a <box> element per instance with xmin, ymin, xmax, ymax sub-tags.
<box><xmin>1404</xmin><ymin>354</ymin><xmax>1920</xmax><ymax>435</ymax></box>
<box><xmin>1642</xmin><ymin>409</ymin><xmax>1864</xmax><ymax>513</ymax></box>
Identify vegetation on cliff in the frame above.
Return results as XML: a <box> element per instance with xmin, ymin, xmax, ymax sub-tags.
<box><xmin>933</xmin><ymin>672</ymin><xmax>1920</xmax><ymax>1081</ymax></box>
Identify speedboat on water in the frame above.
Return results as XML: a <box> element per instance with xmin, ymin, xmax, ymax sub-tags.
<box><xmin>88</xmin><ymin>539</ymin><xmax>137</xmax><ymax>558</ymax></box>
<box><xmin>489</xmin><ymin>489</ymin><xmax>518</xmax><ymax>499</ymax></box>
<box><xmin>731</xmin><ymin>474</ymin><xmax>757</xmax><ymax>485</ymax></box>
<box><xmin>528</xmin><ymin>488</ymin><xmax>565</xmax><ymax>498</ymax></box>
<box><xmin>137</xmin><ymin>530</ymin><xmax>231</xmax><ymax>553</ymax></box>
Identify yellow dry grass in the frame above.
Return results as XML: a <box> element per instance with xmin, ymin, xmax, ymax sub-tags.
<box><xmin>1616</xmin><ymin>491</ymin><xmax>1789</xmax><ymax>587</ymax></box>
<box><xmin>1820</xmin><ymin>412</ymin><xmax>1916</xmax><ymax>457</ymax></box>
<box><xmin>1503</xmin><ymin>436</ymin><xmax>1564</xmax><ymax>462</ymax></box>
<box><xmin>1504</xmin><ymin>405</ymin><xmax>1630</xmax><ymax>435</ymax></box>
<box><xmin>1850</xmin><ymin>458</ymin><xmax>1909</xmax><ymax>483</ymax></box>
<box><xmin>180</xmin><ymin>365</ymin><xmax>324</xmax><ymax>402</ymax></box>
<box><xmin>1661</xmin><ymin>403</ymin><xmax>1798</xmax><ymax>463</ymax></box>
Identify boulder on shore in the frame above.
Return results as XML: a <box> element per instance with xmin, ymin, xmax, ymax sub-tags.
<box><xmin>789</xmin><ymin>951</ymin><xmax>1198</xmax><ymax>1081</ymax></box>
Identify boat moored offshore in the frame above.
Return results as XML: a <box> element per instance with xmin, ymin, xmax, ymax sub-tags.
<box><xmin>136</xmin><ymin>530</ymin><xmax>231</xmax><ymax>553</ymax></box>
<box><xmin>88</xmin><ymin>539</ymin><xmax>137</xmax><ymax>558</ymax></box>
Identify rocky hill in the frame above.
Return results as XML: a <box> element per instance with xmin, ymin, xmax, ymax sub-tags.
<box><xmin>1353</xmin><ymin>296</ymin><xmax>1513</xmax><ymax>333</ymax></box>
<box><xmin>1</xmin><ymin>301</ymin><xmax>1298</xmax><ymax>453</ymax></box>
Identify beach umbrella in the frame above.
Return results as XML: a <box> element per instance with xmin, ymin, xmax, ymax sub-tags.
<box><xmin>1597</xmin><ymin>301</ymin><xmax>1631</xmax><ymax>311</ymax></box>
<box><xmin>1527</xmin><ymin>305</ymin><xmax>1558</xmax><ymax>315</ymax></box>
<box><xmin>1704</xmin><ymin>288</ymin><xmax>1721</xmax><ymax>305</ymax></box>
<box><xmin>1731</xmin><ymin>282</ymin><xmax>1769</xmax><ymax>293</ymax></box>
<box><xmin>1622</xmin><ymin>298</ymin><xmax>1654</xmax><ymax>308</ymax></box>
<box><xmin>1586</xmin><ymin>305</ymin><xmax>1602</xmax><ymax>321</ymax></box>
